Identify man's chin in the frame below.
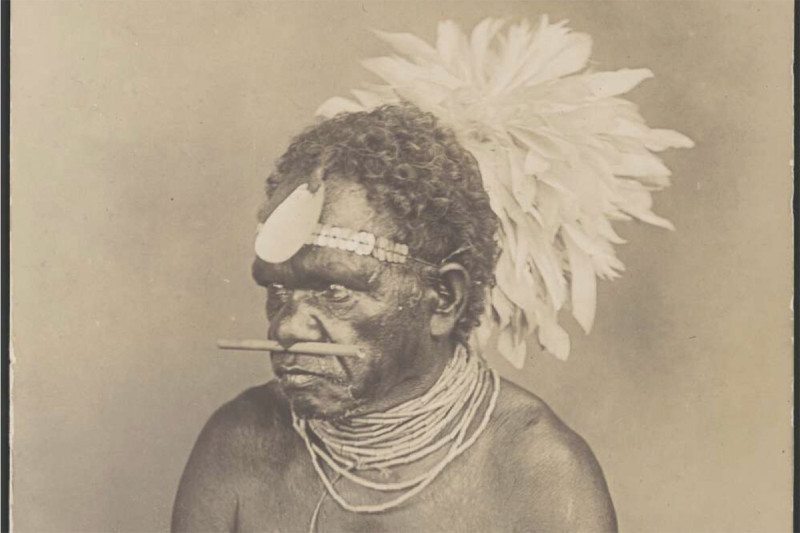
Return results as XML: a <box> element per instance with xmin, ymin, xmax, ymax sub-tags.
<box><xmin>278</xmin><ymin>379</ymin><xmax>357</xmax><ymax>420</ymax></box>
<box><xmin>288</xmin><ymin>395</ymin><xmax>357</xmax><ymax>420</ymax></box>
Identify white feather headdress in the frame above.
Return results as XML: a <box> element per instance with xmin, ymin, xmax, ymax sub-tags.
<box><xmin>317</xmin><ymin>17</ymin><xmax>693</xmax><ymax>364</ymax></box>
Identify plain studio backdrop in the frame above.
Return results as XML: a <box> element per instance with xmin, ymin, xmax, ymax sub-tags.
<box><xmin>10</xmin><ymin>1</ymin><xmax>792</xmax><ymax>531</ymax></box>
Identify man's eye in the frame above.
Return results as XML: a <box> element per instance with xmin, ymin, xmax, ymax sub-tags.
<box><xmin>268</xmin><ymin>283</ymin><xmax>292</xmax><ymax>304</ymax></box>
<box><xmin>321</xmin><ymin>283</ymin><xmax>353</xmax><ymax>302</ymax></box>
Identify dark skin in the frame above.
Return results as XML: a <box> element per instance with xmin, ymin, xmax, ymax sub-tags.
<box><xmin>172</xmin><ymin>177</ymin><xmax>617</xmax><ymax>532</ymax></box>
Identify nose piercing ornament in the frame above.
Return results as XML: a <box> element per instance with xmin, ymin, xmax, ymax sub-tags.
<box><xmin>217</xmin><ymin>339</ymin><xmax>364</xmax><ymax>358</ymax></box>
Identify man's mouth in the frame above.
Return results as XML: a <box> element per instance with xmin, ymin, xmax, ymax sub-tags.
<box><xmin>271</xmin><ymin>345</ymin><xmax>352</xmax><ymax>387</ymax></box>
<box><xmin>275</xmin><ymin>366</ymin><xmax>337</xmax><ymax>387</ymax></box>
<box><xmin>280</xmin><ymin>373</ymin><xmax>318</xmax><ymax>387</ymax></box>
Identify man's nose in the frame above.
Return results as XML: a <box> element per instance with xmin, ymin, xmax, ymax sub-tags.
<box><xmin>269</xmin><ymin>293</ymin><xmax>325</xmax><ymax>345</ymax></box>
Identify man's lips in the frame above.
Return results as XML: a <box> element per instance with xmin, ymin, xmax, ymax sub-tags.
<box><xmin>275</xmin><ymin>367</ymin><xmax>329</xmax><ymax>378</ymax></box>
<box><xmin>275</xmin><ymin>367</ymin><xmax>342</xmax><ymax>388</ymax></box>
<box><xmin>271</xmin><ymin>347</ymin><xmax>350</xmax><ymax>385</ymax></box>
<box><xmin>279</xmin><ymin>373</ymin><xmax>320</xmax><ymax>387</ymax></box>
<box><xmin>274</xmin><ymin>362</ymin><xmax>344</xmax><ymax>383</ymax></box>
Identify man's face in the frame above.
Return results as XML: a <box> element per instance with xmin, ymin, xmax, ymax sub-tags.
<box><xmin>252</xmin><ymin>178</ymin><xmax>437</xmax><ymax>419</ymax></box>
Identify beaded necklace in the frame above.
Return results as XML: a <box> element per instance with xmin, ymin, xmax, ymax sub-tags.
<box><xmin>291</xmin><ymin>345</ymin><xmax>500</xmax><ymax>531</ymax></box>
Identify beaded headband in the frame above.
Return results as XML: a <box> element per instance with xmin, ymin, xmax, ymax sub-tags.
<box><xmin>306</xmin><ymin>224</ymin><xmax>411</xmax><ymax>264</ymax></box>
<box><xmin>254</xmin><ymin>181</ymin><xmax>436</xmax><ymax>267</ymax></box>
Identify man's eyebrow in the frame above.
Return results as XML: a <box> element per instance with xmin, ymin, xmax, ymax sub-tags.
<box><xmin>252</xmin><ymin>259</ymin><xmax>290</xmax><ymax>286</ymax></box>
<box><xmin>294</xmin><ymin>253</ymin><xmax>381</xmax><ymax>290</ymax></box>
<box><xmin>253</xmin><ymin>250</ymin><xmax>383</xmax><ymax>290</ymax></box>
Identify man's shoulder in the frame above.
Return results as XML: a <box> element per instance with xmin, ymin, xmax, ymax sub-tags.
<box><xmin>486</xmin><ymin>378</ymin><xmax>617</xmax><ymax>531</ymax></box>
<box><xmin>173</xmin><ymin>381</ymin><xmax>297</xmax><ymax>530</ymax></box>
<box><xmin>229</xmin><ymin>380</ymin><xmax>291</xmax><ymax>421</ymax></box>
<box><xmin>194</xmin><ymin>380</ymin><xmax>295</xmax><ymax>456</ymax></box>
<box><xmin>490</xmin><ymin>378</ymin><xmax>577</xmax><ymax>450</ymax></box>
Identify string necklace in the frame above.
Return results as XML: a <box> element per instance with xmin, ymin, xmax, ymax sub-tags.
<box><xmin>292</xmin><ymin>344</ymin><xmax>500</xmax><ymax>530</ymax></box>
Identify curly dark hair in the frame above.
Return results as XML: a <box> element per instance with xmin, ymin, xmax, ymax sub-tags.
<box><xmin>263</xmin><ymin>104</ymin><xmax>500</xmax><ymax>342</ymax></box>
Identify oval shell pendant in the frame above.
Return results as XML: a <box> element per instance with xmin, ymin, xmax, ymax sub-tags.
<box><xmin>254</xmin><ymin>182</ymin><xmax>325</xmax><ymax>263</ymax></box>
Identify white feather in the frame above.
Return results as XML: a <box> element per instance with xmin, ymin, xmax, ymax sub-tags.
<box><xmin>586</xmin><ymin>69</ymin><xmax>654</xmax><ymax>98</ymax></box>
<box><xmin>564</xmin><ymin>230</ymin><xmax>597</xmax><ymax>332</ymax></box>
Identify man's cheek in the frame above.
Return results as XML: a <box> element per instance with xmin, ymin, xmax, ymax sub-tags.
<box><xmin>344</xmin><ymin>357</ymin><xmax>384</xmax><ymax>393</ymax></box>
<box><xmin>351</xmin><ymin>295</ymin><xmax>416</xmax><ymax>337</ymax></box>
<box><xmin>355</xmin><ymin>301</ymin><xmax>425</xmax><ymax>351</ymax></box>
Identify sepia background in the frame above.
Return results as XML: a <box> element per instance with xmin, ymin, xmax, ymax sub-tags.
<box><xmin>10</xmin><ymin>1</ymin><xmax>793</xmax><ymax>531</ymax></box>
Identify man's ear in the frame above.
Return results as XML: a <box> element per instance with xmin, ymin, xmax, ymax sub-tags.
<box><xmin>429</xmin><ymin>263</ymin><xmax>470</xmax><ymax>338</ymax></box>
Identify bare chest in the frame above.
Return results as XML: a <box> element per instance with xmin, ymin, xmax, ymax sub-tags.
<box><xmin>235</xmin><ymin>443</ymin><xmax>517</xmax><ymax>533</ymax></box>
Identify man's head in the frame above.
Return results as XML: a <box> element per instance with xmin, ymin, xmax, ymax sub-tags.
<box><xmin>252</xmin><ymin>104</ymin><xmax>499</xmax><ymax>419</ymax></box>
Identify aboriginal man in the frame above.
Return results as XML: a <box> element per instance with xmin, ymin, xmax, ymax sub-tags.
<box><xmin>172</xmin><ymin>105</ymin><xmax>617</xmax><ymax>532</ymax></box>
